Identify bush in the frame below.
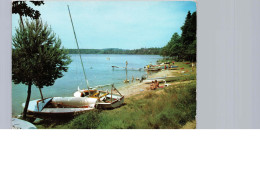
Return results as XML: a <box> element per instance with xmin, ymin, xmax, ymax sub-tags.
<box><xmin>68</xmin><ymin>110</ymin><xmax>100</xmax><ymax>129</ymax></box>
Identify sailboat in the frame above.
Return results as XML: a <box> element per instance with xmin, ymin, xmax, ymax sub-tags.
<box><xmin>68</xmin><ymin>5</ymin><xmax>124</xmax><ymax>109</ymax></box>
<box><xmin>73</xmin><ymin>84</ymin><xmax>124</xmax><ymax>109</ymax></box>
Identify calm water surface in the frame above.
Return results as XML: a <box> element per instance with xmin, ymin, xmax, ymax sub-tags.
<box><xmin>12</xmin><ymin>54</ymin><xmax>162</xmax><ymax>116</ymax></box>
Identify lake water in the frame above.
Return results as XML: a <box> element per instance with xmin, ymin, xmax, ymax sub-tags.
<box><xmin>12</xmin><ymin>54</ymin><xmax>162</xmax><ymax>116</ymax></box>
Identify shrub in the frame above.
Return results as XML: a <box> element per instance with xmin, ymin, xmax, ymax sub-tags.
<box><xmin>68</xmin><ymin>110</ymin><xmax>100</xmax><ymax>129</ymax></box>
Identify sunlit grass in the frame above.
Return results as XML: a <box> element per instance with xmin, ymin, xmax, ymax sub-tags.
<box><xmin>66</xmin><ymin>80</ymin><xmax>196</xmax><ymax>129</ymax></box>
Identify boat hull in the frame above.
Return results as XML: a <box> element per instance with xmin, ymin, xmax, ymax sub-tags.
<box><xmin>12</xmin><ymin>118</ymin><xmax>37</xmax><ymax>129</ymax></box>
<box><xmin>23</xmin><ymin>97</ymin><xmax>97</xmax><ymax>118</ymax></box>
<box><xmin>74</xmin><ymin>89</ymin><xmax>125</xmax><ymax>109</ymax></box>
<box><xmin>26</xmin><ymin>107</ymin><xmax>94</xmax><ymax>118</ymax></box>
<box><xmin>143</xmin><ymin>76</ymin><xmax>176</xmax><ymax>84</ymax></box>
<box><xmin>97</xmin><ymin>96</ymin><xmax>125</xmax><ymax>109</ymax></box>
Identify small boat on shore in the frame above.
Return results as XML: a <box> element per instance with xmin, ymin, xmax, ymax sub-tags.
<box><xmin>143</xmin><ymin>76</ymin><xmax>176</xmax><ymax>84</ymax></box>
<box><xmin>22</xmin><ymin>97</ymin><xmax>97</xmax><ymax>118</ymax></box>
<box><xmin>73</xmin><ymin>84</ymin><xmax>124</xmax><ymax>109</ymax></box>
<box><xmin>170</xmin><ymin>65</ymin><xmax>178</xmax><ymax>70</ymax></box>
<box><xmin>144</xmin><ymin>65</ymin><xmax>162</xmax><ymax>71</ymax></box>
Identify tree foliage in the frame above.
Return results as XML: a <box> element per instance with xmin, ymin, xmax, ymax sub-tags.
<box><xmin>12</xmin><ymin>1</ymin><xmax>44</xmax><ymax>19</ymax></box>
<box><xmin>66</xmin><ymin>47</ymin><xmax>161</xmax><ymax>55</ymax></box>
<box><xmin>12</xmin><ymin>19</ymin><xmax>72</xmax><ymax>89</ymax></box>
<box><xmin>161</xmin><ymin>11</ymin><xmax>196</xmax><ymax>62</ymax></box>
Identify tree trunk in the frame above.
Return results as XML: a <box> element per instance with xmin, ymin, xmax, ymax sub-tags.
<box><xmin>19</xmin><ymin>15</ymin><xmax>24</xmax><ymax>28</ymax></box>
<box><xmin>39</xmin><ymin>88</ymin><xmax>44</xmax><ymax>101</ymax></box>
<box><xmin>23</xmin><ymin>82</ymin><xmax>32</xmax><ymax>120</ymax></box>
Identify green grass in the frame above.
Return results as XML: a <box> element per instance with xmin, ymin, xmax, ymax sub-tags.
<box><xmin>68</xmin><ymin>110</ymin><xmax>101</xmax><ymax>129</ymax></box>
<box><xmin>64</xmin><ymin>81</ymin><xmax>196</xmax><ymax>129</ymax></box>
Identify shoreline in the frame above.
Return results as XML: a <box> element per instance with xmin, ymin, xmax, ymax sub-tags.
<box><xmin>118</xmin><ymin>69</ymin><xmax>181</xmax><ymax>98</ymax></box>
<box><xmin>13</xmin><ymin>61</ymin><xmax>195</xmax><ymax>120</ymax></box>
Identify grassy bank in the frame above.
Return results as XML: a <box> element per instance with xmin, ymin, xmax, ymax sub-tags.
<box><xmin>35</xmin><ymin>61</ymin><xmax>196</xmax><ymax>129</ymax></box>
<box><xmin>36</xmin><ymin>84</ymin><xmax>196</xmax><ymax>129</ymax></box>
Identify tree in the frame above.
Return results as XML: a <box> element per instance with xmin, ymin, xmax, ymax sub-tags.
<box><xmin>180</xmin><ymin>11</ymin><xmax>196</xmax><ymax>61</ymax></box>
<box><xmin>181</xmin><ymin>11</ymin><xmax>192</xmax><ymax>46</ymax></box>
<box><xmin>12</xmin><ymin>1</ymin><xmax>45</xmax><ymax>26</ymax></box>
<box><xmin>160</xmin><ymin>33</ymin><xmax>181</xmax><ymax>59</ymax></box>
<box><xmin>160</xmin><ymin>11</ymin><xmax>196</xmax><ymax>62</ymax></box>
<box><xmin>168</xmin><ymin>33</ymin><xmax>181</xmax><ymax>58</ymax></box>
<box><xmin>12</xmin><ymin>19</ymin><xmax>72</xmax><ymax>119</ymax></box>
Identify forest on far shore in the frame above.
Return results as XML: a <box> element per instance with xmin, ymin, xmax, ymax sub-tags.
<box><xmin>65</xmin><ymin>47</ymin><xmax>161</xmax><ymax>55</ymax></box>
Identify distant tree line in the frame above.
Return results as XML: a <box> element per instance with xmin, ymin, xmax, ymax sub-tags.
<box><xmin>160</xmin><ymin>11</ymin><xmax>196</xmax><ymax>62</ymax></box>
<box><xmin>66</xmin><ymin>47</ymin><xmax>161</xmax><ymax>55</ymax></box>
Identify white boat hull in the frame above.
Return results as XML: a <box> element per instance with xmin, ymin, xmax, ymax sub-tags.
<box><xmin>143</xmin><ymin>76</ymin><xmax>176</xmax><ymax>84</ymax></box>
<box><xmin>97</xmin><ymin>96</ymin><xmax>125</xmax><ymax>109</ymax></box>
<box><xmin>74</xmin><ymin>89</ymin><xmax>125</xmax><ymax>109</ymax></box>
<box><xmin>22</xmin><ymin>97</ymin><xmax>97</xmax><ymax>118</ymax></box>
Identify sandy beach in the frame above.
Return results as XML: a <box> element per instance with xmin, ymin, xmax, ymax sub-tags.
<box><xmin>119</xmin><ymin>69</ymin><xmax>186</xmax><ymax>98</ymax></box>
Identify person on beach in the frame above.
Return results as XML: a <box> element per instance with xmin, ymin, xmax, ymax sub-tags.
<box><xmin>132</xmin><ymin>75</ymin><xmax>134</xmax><ymax>83</ymax></box>
<box><xmin>140</xmin><ymin>75</ymin><xmax>145</xmax><ymax>83</ymax></box>
<box><xmin>150</xmin><ymin>81</ymin><xmax>155</xmax><ymax>90</ymax></box>
<box><xmin>155</xmin><ymin>80</ymin><xmax>159</xmax><ymax>89</ymax></box>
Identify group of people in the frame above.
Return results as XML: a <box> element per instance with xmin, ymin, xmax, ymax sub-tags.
<box><xmin>150</xmin><ymin>80</ymin><xmax>159</xmax><ymax>90</ymax></box>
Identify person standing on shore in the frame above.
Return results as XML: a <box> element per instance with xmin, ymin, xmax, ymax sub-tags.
<box><xmin>192</xmin><ymin>62</ymin><xmax>195</xmax><ymax>71</ymax></box>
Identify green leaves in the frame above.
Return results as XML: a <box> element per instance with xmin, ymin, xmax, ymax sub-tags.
<box><xmin>12</xmin><ymin>19</ymin><xmax>72</xmax><ymax>88</ymax></box>
<box><xmin>161</xmin><ymin>11</ymin><xmax>196</xmax><ymax>62</ymax></box>
<box><xmin>12</xmin><ymin>1</ymin><xmax>45</xmax><ymax>20</ymax></box>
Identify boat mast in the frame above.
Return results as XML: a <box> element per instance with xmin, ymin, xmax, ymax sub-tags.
<box><xmin>67</xmin><ymin>5</ymin><xmax>90</xmax><ymax>91</ymax></box>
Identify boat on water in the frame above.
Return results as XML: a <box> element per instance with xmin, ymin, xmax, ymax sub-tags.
<box><xmin>22</xmin><ymin>97</ymin><xmax>97</xmax><ymax>118</ymax></box>
<box><xmin>143</xmin><ymin>76</ymin><xmax>176</xmax><ymax>84</ymax></box>
<box><xmin>73</xmin><ymin>84</ymin><xmax>124</xmax><ymax>109</ymax></box>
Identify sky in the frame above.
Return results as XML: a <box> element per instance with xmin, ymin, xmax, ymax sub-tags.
<box><xmin>12</xmin><ymin>1</ymin><xmax>196</xmax><ymax>49</ymax></box>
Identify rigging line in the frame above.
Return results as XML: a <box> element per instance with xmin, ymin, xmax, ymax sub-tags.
<box><xmin>67</xmin><ymin>5</ymin><xmax>90</xmax><ymax>91</ymax></box>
